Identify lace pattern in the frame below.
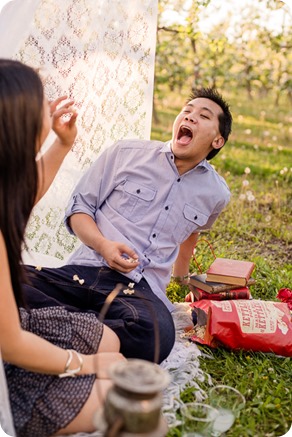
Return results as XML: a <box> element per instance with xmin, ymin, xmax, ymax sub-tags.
<box><xmin>4</xmin><ymin>0</ymin><xmax>158</xmax><ymax>261</ymax></box>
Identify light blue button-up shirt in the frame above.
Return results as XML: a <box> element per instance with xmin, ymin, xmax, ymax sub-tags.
<box><xmin>64</xmin><ymin>140</ymin><xmax>230</xmax><ymax>311</ymax></box>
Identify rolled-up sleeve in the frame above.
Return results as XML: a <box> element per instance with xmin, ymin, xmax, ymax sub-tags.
<box><xmin>64</xmin><ymin>193</ymin><xmax>97</xmax><ymax>234</ymax></box>
<box><xmin>64</xmin><ymin>142</ymin><xmax>120</xmax><ymax>235</ymax></box>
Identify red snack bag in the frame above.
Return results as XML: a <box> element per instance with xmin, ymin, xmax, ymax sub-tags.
<box><xmin>190</xmin><ymin>300</ymin><xmax>292</xmax><ymax>357</ymax></box>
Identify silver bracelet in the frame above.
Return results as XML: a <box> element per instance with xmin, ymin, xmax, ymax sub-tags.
<box><xmin>59</xmin><ymin>349</ymin><xmax>84</xmax><ymax>378</ymax></box>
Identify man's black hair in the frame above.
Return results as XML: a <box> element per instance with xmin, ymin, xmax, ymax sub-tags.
<box><xmin>187</xmin><ymin>87</ymin><xmax>232</xmax><ymax>160</ymax></box>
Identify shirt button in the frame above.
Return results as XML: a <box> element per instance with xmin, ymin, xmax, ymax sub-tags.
<box><xmin>177</xmin><ymin>178</ymin><xmax>181</xmax><ymax>182</ymax></box>
<box><xmin>152</xmin><ymin>234</ymin><xmax>156</xmax><ymax>238</ymax></box>
<box><xmin>194</xmin><ymin>215</ymin><xmax>198</xmax><ymax>220</ymax></box>
<box><xmin>171</xmin><ymin>155</ymin><xmax>174</xmax><ymax>159</ymax></box>
<box><xmin>136</xmin><ymin>189</ymin><xmax>140</xmax><ymax>194</ymax></box>
<box><xmin>142</xmin><ymin>268</ymin><xmax>144</xmax><ymax>272</ymax></box>
<box><xmin>165</xmin><ymin>206</ymin><xmax>169</xmax><ymax>210</ymax></box>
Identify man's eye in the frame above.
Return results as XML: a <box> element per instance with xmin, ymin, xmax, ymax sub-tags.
<box><xmin>200</xmin><ymin>114</ymin><xmax>209</xmax><ymax>119</ymax></box>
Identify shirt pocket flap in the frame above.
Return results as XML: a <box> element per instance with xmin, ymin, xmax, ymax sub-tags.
<box><xmin>124</xmin><ymin>180</ymin><xmax>156</xmax><ymax>201</ymax></box>
<box><xmin>183</xmin><ymin>204</ymin><xmax>208</xmax><ymax>226</ymax></box>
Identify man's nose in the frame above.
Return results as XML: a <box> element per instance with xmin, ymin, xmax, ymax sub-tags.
<box><xmin>184</xmin><ymin>114</ymin><xmax>196</xmax><ymax>123</ymax></box>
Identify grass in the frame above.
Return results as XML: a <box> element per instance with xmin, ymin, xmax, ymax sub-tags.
<box><xmin>151</xmin><ymin>90</ymin><xmax>292</xmax><ymax>437</ymax></box>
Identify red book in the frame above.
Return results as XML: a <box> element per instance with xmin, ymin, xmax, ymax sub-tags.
<box><xmin>206</xmin><ymin>258</ymin><xmax>255</xmax><ymax>286</ymax></box>
<box><xmin>185</xmin><ymin>286</ymin><xmax>252</xmax><ymax>302</ymax></box>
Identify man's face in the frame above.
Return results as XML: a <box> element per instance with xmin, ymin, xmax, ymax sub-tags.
<box><xmin>171</xmin><ymin>97</ymin><xmax>224</xmax><ymax>171</ymax></box>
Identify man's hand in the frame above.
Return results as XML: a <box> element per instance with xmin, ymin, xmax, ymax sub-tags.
<box><xmin>50</xmin><ymin>96</ymin><xmax>78</xmax><ymax>147</ymax></box>
<box><xmin>99</xmin><ymin>240</ymin><xmax>139</xmax><ymax>273</ymax></box>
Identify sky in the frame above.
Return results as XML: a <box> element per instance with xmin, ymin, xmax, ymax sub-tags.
<box><xmin>161</xmin><ymin>0</ymin><xmax>292</xmax><ymax>34</ymax></box>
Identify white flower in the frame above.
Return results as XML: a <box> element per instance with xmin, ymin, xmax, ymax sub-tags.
<box><xmin>128</xmin><ymin>282</ymin><xmax>135</xmax><ymax>289</ymax></box>
<box><xmin>239</xmin><ymin>194</ymin><xmax>246</xmax><ymax>201</ymax></box>
<box><xmin>244</xmin><ymin>129</ymin><xmax>251</xmax><ymax>135</ymax></box>
<box><xmin>247</xmin><ymin>193</ymin><xmax>255</xmax><ymax>202</ymax></box>
<box><xmin>244</xmin><ymin>167</ymin><xmax>251</xmax><ymax>174</ymax></box>
<box><xmin>242</xmin><ymin>180</ymin><xmax>249</xmax><ymax>187</ymax></box>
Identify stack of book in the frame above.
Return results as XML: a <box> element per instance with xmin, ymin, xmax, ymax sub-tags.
<box><xmin>187</xmin><ymin>258</ymin><xmax>256</xmax><ymax>302</ymax></box>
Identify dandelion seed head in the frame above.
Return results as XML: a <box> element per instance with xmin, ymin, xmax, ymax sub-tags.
<box><xmin>242</xmin><ymin>180</ymin><xmax>249</xmax><ymax>187</ymax></box>
<box><xmin>244</xmin><ymin>167</ymin><xmax>251</xmax><ymax>174</ymax></box>
<box><xmin>247</xmin><ymin>195</ymin><xmax>255</xmax><ymax>202</ymax></box>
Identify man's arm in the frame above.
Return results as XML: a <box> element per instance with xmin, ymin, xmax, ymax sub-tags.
<box><xmin>69</xmin><ymin>213</ymin><xmax>139</xmax><ymax>274</ymax></box>
<box><xmin>172</xmin><ymin>232</ymin><xmax>199</xmax><ymax>283</ymax></box>
<box><xmin>35</xmin><ymin>96</ymin><xmax>78</xmax><ymax>204</ymax></box>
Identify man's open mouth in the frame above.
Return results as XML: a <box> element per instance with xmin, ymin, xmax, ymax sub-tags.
<box><xmin>177</xmin><ymin>126</ymin><xmax>193</xmax><ymax>145</ymax></box>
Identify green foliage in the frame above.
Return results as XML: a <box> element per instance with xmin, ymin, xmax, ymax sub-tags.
<box><xmin>151</xmin><ymin>90</ymin><xmax>291</xmax><ymax>436</ymax></box>
<box><xmin>155</xmin><ymin>0</ymin><xmax>292</xmax><ymax>104</ymax></box>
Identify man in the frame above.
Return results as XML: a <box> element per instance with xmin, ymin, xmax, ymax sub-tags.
<box><xmin>23</xmin><ymin>87</ymin><xmax>232</xmax><ymax>363</ymax></box>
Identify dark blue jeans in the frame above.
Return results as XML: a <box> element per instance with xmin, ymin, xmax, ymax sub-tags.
<box><xmin>22</xmin><ymin>265</ymin><xmax>175</xmax><ymax>363</ymax></box>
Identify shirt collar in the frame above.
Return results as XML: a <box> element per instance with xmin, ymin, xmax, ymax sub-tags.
<box><xmin>163</xmin><ymin>140</ymin><xmax>210</xmax><ymax>171</ymax></box>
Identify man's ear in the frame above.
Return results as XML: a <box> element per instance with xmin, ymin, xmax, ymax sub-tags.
<box><xmin>212</xmin><ymin>136</ymin><xmax>225</xmax><ymax>150</ymax></box>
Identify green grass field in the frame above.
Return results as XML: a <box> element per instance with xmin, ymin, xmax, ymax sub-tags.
<box><xmin>151</xmin><ymin>91</ymin><xmax>292</xmax><ymax>437</ymax></box>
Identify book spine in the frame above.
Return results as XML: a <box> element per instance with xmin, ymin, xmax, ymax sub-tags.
<box><xmin>189</xmin><ymin>288</ymin><xmax>251</xmax><ymax>301</ymax></box>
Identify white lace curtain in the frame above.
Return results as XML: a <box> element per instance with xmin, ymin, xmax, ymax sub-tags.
<box><xmin>0</xmin><ymin>0</ymin><xmax>158</xmax><ymax>262</ymax></box>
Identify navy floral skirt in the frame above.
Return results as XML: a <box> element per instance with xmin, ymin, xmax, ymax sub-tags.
<box><xmin>4</xmin><ymin>306</ymin><xmax>103</xmax><ymax>437</ymax></box>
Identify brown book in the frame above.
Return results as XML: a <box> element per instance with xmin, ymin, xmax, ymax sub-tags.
<box><xmin>206</xmin><ymin>258</ymin><xmax>255</xmax><ymax>286</ymax></box>
<box><xmin>187</xmin><ymin>285</ymin><xmax>252</xmax><ymax>301</ymax></box>
<box><xmin>189</xmin><ymin>273</ymin><xmax>256</xmax><ymax>294</ymax></box>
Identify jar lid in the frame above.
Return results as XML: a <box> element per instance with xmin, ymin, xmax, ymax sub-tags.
<box><xmin>108</xmin><ymin>359</ymin><xmax>171</xmax><ymax>394</ymax></box>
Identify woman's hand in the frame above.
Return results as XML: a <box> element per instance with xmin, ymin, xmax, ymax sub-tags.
<box><xmin>50</xmin><ymin>96</ymin><xmax>78</xmax><ymax>148</ymax></box>
<box><xmin>95</xmin><ymin>352</ymin><xmax>127</xmax><ymax>379</ymax></box>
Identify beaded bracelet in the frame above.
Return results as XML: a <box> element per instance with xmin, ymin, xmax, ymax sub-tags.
<box><xmin>59</xmin><ymin>349</ymin><xmax>84</xmax><ymax>378</ymax></box>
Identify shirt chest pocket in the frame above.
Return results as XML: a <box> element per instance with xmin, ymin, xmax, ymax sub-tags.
<box><xmin>173</xmin><ymin>204</ymin><xmax>209</xmax><ymax>243</ymax></box>
<box><xmin>116</xmin><ymin>180</ymin><xmax>157</xmax><ymax>223</ymax></box>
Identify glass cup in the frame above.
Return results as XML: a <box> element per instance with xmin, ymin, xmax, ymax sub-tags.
<box><xmin>208</xmin><ymin>385</ymin><xmax>246</xmax><ymax>436</ymax></box>
<box><xmin>180</xmin><ymin>402</ymin><xmax>219</xmax><ymax>437</ymax></box>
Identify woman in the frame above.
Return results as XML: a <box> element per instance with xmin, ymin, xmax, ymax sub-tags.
<box><xmin>0</xmin><ymin>59</ymin><xmax>125</xmax><ymax>437</ymax></box>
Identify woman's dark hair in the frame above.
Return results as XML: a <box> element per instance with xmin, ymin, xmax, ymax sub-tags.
<box><xmin>0</xmin><ymin>59</ymin><xmax>44</xmax><ymax>306</ymax></box>
<box><xmin>187</xmin><ymin>87</ymin><xmax>233</xmax><ymax>160</ymax></box>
